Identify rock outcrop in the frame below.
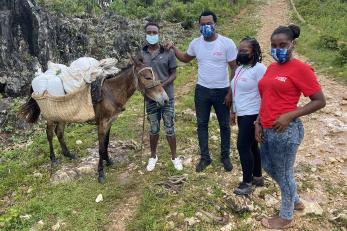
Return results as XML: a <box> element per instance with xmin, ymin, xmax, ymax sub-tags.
<box><xmin>0</xmin><ymin>0</ymin><xmax>184</xmax><ymax>97</ymax></box>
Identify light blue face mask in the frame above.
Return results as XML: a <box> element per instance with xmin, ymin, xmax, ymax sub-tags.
<box><xmin>146</xmin><ymin>34</ymin><xmax>159</xmax><ymax>45</ymax></box>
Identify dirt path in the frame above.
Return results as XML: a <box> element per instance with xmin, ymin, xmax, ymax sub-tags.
<box><xmin>104</xmin><ymin>1</ymin><xmax>347</xmax><ymax>230</ymax></box>
<box><xmin>257</xmin><ymin>0</ymin><xmax>347</xmax><ymax>230</ymax></box>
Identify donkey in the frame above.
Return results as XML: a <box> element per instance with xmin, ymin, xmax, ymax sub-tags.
<box><xmin>19</xmin><ymin>56</ymin><xmax>169</xmax><ymax>183</ymax></box>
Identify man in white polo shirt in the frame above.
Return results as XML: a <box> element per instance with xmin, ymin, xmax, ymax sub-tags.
<box><xmin>166</xmin><ymin>10</ymin><xmax>237</xmax><ymax>172</ymax></box>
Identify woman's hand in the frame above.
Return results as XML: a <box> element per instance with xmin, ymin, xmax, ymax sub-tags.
<box><xmin>255</xmin><ymin>122</ymin><xmax>264</xmax><ymax>143</ymax></box>
<box><xmin>272</xmin><ymin>112</ymin><xmax>294</xmax><ymax>132</ymax></box>
<box><xmin>230</xmin><ymin>113</ymin><xmax>236</xmax><ymax>126</ymax></box>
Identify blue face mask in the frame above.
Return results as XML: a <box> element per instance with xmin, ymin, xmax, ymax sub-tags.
<box><xmin>200</xmin><ymin>24</ymin><xmax>215</xmax><ymax>38</ymax></box>
<box><xmin>271</xmin><ymin>48</ymin><xmax>290</xmax><ymax>63</ymax></box>
<box><xmin>146</xmin><ymin>34</ymin><xmax>159</xmax><ymax>45</ymax></box>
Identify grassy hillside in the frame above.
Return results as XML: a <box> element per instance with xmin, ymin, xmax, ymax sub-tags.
<box><xmin>292</xmin><ymin>0</ymin><xmax>347</xmax><ymax>83</ymax></box>
<box><xmin>40</xmin><ymin>0</ymin><xmax>246</xmax><ymax>29</ymax></box>
<box><xmin>0</xmin><ymin>1</ymin><xmax>256</xmax><ymax>230</ymax></box>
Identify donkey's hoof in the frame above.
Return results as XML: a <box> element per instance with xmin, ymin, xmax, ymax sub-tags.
<box><xmin>98</xmin><ymin>176</ymin><xmax>105</xmax><ymax>184</ymax></box>
<box><xmin>51</xmin><ymin>159</ymin><xmax>59</xmax><ymax>167</ymax></box>
<box><xmin>64</xmin><ymin>152</ymin><xmax>77</xmax><ymax>160</ymax></box>
<box><xmin>106</xmin><ymin>158</ymin><xmax>114</xmax><ymax>166</ymax></box>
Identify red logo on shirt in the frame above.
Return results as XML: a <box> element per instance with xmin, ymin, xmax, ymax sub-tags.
<box><xmin>213</xmin><ymin>51</ymin><xmax>224</xmax><ymax>57</ymax></box>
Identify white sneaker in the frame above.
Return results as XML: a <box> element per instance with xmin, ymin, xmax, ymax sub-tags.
<box><xmin>171</xmin><ymin>157</ymin><xmax>183</xmax><ymax>171</ymax></box>
<box><xmin>146</xmin><ymin>156</ymin><xmax>158</xmax><ymax>172</ymax></box>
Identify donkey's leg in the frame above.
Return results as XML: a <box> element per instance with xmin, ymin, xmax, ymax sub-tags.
<box><xmin>104</xmin><ymin>128</ymin><xmax>113</xmax><ymax>166</ymax></box>
<box><xmin>47</xmin><ymin>121</ymin><xmax>58</xmax><ymax>165</ymax></box>
<box><xmin>97</xmin><ymin>121</ymin><xmax>108</xmax><ymax>183</ymax></box>
<box><xmin>55</xmin><ymin>122</ymin><xmax>76</xmax><ymax>160</ymax></box>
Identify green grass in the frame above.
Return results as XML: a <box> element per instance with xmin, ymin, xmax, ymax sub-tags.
<box><xmin>128</xmin><ymin>2</ymin><xmax>261</xmax><ymax>230</ymax></box>
<box><xmin>292</xmin><ymin>0</ymin><xmax>347</xmax><ymax>83</ymax></box>
<box><xmin>0</xmin><ymin>0</ymin><xmax>261</xmax><ymax>230</ymax></box>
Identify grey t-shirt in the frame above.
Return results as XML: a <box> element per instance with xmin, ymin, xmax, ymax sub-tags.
<box><xmin>141</xmin><ymin>45</ymin><xmax>177</xmax><ymax>99</ymax></box>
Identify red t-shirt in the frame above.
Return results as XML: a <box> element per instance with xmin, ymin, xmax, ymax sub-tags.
<box><xmin>258</xmin><ymin>59</ymin><xmax>321</xmax><ymax>128</ymax></box>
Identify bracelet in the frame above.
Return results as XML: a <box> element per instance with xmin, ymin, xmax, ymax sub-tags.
<box><xmin>253</xmin><ymin>121</ymin><xmax>261</xmax><ymax>125</ymax></box>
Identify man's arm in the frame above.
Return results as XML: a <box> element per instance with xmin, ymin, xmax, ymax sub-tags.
<box><xmin>224</xmin><ymin>60</ymin><xmax>237</xmax><ymax>108</ymax></box>
<box><xmin>162</xmin><ymin>68</ymin><xmax>177</xmax><ymax>87</ymax></box>
<box><xmin>165</xmin><ymin>42</ymin><xmax>195</xmax><ymax>63</ymax></box>
<box><xmin>173</xmin><ymin>47</ymin><xmax>195</xmax><ymax>63</ymax></box>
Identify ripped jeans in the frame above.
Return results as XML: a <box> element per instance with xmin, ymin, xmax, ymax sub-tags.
<box><xmin>146</xmin><ymin>99</ymin><xmax>175</xmax><ymax>136</ymax></box>
<box><xmin>260</xmin><ymin>118</ymin><xmax>304</xmax><ymax>220</ymax></box>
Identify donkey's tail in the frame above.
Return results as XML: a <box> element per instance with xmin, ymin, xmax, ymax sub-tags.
<box><xmin>18</xmin><ymin>87</ymin><xmax>41</xmax><ymax>124</ymax></box>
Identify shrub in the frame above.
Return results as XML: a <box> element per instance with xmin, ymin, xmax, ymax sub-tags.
<box><xmin>318</xmin><ymin>35</ymin><xmax>338</xmax><ymax>50</ymax></box>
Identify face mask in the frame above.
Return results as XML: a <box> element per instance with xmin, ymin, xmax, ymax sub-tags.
<box><xmin>146</xmin><ymin>34</ymin><xmax>159</xmax><ymax>45</ymax></box>
<box><xmin>236</xmin><ymin>53</ymin><xmax>251</xmax><ymax>65</ymax></box>
<box><xmin>200</xmin><ymin>24</ymin><xmax>215</xmax><ymax>38</ymax></box>
<box><xmin>271</xmin><ymin>44</ymin><xmax>293</xmax><ymax>63</ymax></box>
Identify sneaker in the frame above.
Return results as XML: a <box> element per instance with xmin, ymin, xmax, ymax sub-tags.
<box><xmin>171</xmin><ymin>157</ymin><xmax>183</xmax><ymax>171</ymax></box>
<box><xmin>252</xmin><ymin>176</ymin><xmax>265</xmax><ymax>187</ymax></box>
<box><xmin>234</xmin><ymin>182</ymin><xmax>252</xmax><ymax>195</ymax></box>
<box><xmin>195</xmin><ymin>159</ymin><xmax>212</xmax><ymax>172</ymax></box>
<box><xmin>146</xmin><ymin>156</ymin><xmax>158</xmax><ymax>171</ymax></box>
<box><xmin>221</xmin><ymin>158</ymin><xmax>233</xmax><ymax>172</ymax></box>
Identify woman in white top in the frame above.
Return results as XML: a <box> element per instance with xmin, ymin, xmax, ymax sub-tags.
<box><xmin>230</xmin><ymin>37</ymin><xmax>267</xmax><ymax>195</ymax></box>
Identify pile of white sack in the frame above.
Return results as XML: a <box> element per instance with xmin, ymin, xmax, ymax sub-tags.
<box><xmin>32</xmin><ymin>57</ymin><xmax>119</xmax><ymax>96</ymax></box>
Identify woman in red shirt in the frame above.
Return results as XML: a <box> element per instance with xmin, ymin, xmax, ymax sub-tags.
<box><xmin>255</xmin><ymin>25</ymin><xmax>326</xmax><ymax>229</ymax></box>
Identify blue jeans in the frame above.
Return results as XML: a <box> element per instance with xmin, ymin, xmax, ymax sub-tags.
<box><xmin>194</xmin><ymin>84</ymin><xmax>231</xmax><ymax>161</ymax></box>
<box><xmin>260</xmin><ymin>118</ymin><xmax>304</xmax><ymax>219</ymax></box>
<box><xmin>146</xmin><ymin>99</ymin><xmax>175</xmax><ymax>136</ymax></box>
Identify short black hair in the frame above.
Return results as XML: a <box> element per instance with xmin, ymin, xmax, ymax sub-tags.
<box><xmin>271</xmin><ymin>24</ymin><xmax>300</xmax><ymax>41</ymax></box>
<box><xmin>144</xmin><ymin>22</ymin><xmax>160</xmax><ymax>31</ymax></box>
<box><xmin>199</xmin><ymin>10</ymin><xmax>217</xmax><ymax>23</ymax></box>
<box><xmin>238</xmin><ymin>37</ymin><xmax>262</xmax><ymax>67</ymax></box>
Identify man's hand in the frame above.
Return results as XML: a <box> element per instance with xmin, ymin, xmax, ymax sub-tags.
<box><xmin>255</xmin><ymin>123</ymin><xmax>264</xmax><ymax>143</ymax></box>
<box><xmin>272</xmin><ymin>112</ymin><xmax>294</xmax><ymax>132</ymax></box>
<box><xmin>223</xmin><ymin>90</ymin><xmax>232</xmax><ymax>108</ymax></box>
<box><xmin>230</xmin><ymin>113</ymin><xmax>236</xmax><ymax>126</ymax></box>
<box><xmin>164</xmin><ymin>41</ymin><xmax>175</xmax><ymax>50</ymax></box>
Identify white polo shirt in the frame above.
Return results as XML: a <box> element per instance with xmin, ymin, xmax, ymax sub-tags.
<box><xmin>231</xmin><ymin>62</ymin><xmax>267</xmax><ymax>116</ymax></box>
<box><xmin>187</xmin><ymin>34</ymin><xmax>237</xmax><ymax>88</ymax></box>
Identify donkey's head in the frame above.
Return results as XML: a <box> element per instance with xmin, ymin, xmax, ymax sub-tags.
<box><xmin>131</xmin><ymin>55</ymin><xmax>169</xmax><ymax>106</ymax></box>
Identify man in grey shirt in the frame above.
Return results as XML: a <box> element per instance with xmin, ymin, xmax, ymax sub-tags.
<box><xmin>141</xmin><ymin>22</ymin><xmax>183</xmax><ymax>171</ymax></box>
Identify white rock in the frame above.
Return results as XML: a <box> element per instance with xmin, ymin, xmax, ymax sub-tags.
<box><xmin>301</xmin><ymin>200</ymin><xmax>323</xmax><ymax>216</ymax></box>
<box><xmin>76</xmin><ymin>140</ymin><xmax>83</xmax><ymax>145</ymax></box>
<box><xmin>185</xmin><ymin>217</ymin><xmax>199</xmax><ymax>226</ymax></box>
<box><xmin>20</xmin><ymin>214</ymin><xmax>31</xmax><ymax>220</ymax></box>
<box><xmin>265</xmin><ymin>194</ymin><xmax>278</xmax><ymax>208</ymax></box>
<box><xmin>95</xmin><ymin>194</ymin><xmax>103</xmax><ymax>203</ymax></box>
<box><xmin>328</xmin><ymin>157</ymin><xmax>337</xmax><ymax>163</ymax></box>
<box><xmin>220</xmin><ymin>223</ymin><xmax>235</xmax><ymax>231</ymax></box>
<box><xmin>52</xmin><ymin>221</ymin><xmax>61</xmax><ymax>231</ymax></box>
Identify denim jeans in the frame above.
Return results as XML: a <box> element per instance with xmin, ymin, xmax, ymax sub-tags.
<box><xmin>260</xmin><ymin>118</ymin><xmax>304</xmax><ymax>220</ymax></box>
<box><xmin>146</xmin><ymin>99</ymin><xmax>175</xmax><ymax>136</ymax></box>
<box><xmin>194</xmin><ymin>84</ymin><xmax>231</xmax><ymax>161</ymax></box>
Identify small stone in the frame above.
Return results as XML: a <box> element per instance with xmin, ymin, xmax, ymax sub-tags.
<box><xmin>265</xmin><ymin>194</ymin><xmax>278</xmax><ymax>208</ymax></box>
<box><xmin>328</xmin><ymin>157</ymin><xmax>337</xmax><ymax>163</ymax></box>
<box><xmin>185</xmin><ymin>217</ymin><xmax>199</xmax><ymax>226</ymax></box>
<box><xmin>52</xmin><ymin>220</ymin><xmax>62</xmax><ymax>231</ymax></box>
<box><xmin>168</xmin><ymin>221</ymin><xmax>175</xmax><ymax>229</ymax></box>
<box><xmin>95</xmin><ymin>194</ymin><xmax>103</xmax><ymax>203</ymax></box>
<box><xmin>76</xmin><ymin>140</ymin><xmax>83</xmax><ymax>145</ymax></box>
<box><xmin>311</xmin><ymin>167</ymin><xmax>317</xmax><ymax>172</ymax></box>
<box><xmin>20</xmin><ymin>214</ymin><xmax>31</xmax><ymax>220</ymax></box>
<box><xmin>27</xmin><ymin>187</ymin><xmax>33</xmax><ymax>194</ymax></box>
<box><xmin>301</xmin><ymin>200</ymin><xmax>323</xmax><ymax>216</ymax></box>
<box><xmin>33</xmin><ymin>172</ymin><xmax>43</xmax><ymax>178</ymax></box>
<box><xmin>220</xmin><ymin>223</ymin><xmax>235</xmax><ymax>231</ymax></box>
